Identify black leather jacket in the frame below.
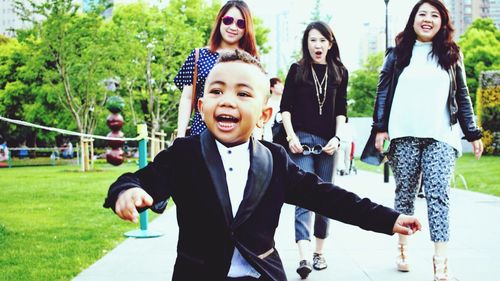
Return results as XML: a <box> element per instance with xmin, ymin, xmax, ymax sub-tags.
<box><xmin>372</xmin><ymin>48</ymin><xmax>482</xmax><ymax>142</ymax></box>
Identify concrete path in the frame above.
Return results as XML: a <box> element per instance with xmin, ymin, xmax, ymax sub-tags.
<box><xmin>73</xmin><ymin>171</ymin><xmax>500</xmax><ymax>281</ymax></box>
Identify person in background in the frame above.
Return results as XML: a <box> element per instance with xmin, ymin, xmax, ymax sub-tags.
<box><xmin>280</xmin><ymin>21</ymin><xmax>348</xmax><ymax>279</ymax></box>
<box><xmin>104</xmin><ymin>49</ymin><xmax>421</xmax><ymax>281</ymax></box>
<box><xmin>253</xmin><ymin>77</ymin><xmax>284</xmax><ymax>141</ymax></box>
<box><xmin>0</xmin><ymin>134</ymin><xmax>8</xmax><ymax>163</ymax></box>
<box><xmin>174</xmin><ymin>0</ymin><xmax>259</xmax><ymax>138</ymax></box>
<box><xmin>370</xmin><ymin>1</ymin><xmax>483</xmax><ymax>280</ymax></box>
<box><xmin>62</xmin><ymin>139</ymin><xmax>74</xmax><ymax>159</ymax></box>
<box><xmin>18</xmin><ymin>140</ymin><xmax>29</xmax><ymax>159</ymax></box>
<box><xmin>337</xmin><ymin>117</ymin><xmax>355</xmax><ymax>176</ymax></box>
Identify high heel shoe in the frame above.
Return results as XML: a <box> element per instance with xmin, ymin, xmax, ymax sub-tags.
<box><xmin>433</xmin><ymin>255</ymin><xmax>449</xmax><ymax>281</ymax></box>
<box><xmin>396</xmin><ymin>244</ymin><xmax>410</xmax><ymax>272</ymax></box>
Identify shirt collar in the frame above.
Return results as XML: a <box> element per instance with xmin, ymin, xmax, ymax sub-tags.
<box><xmin>215</xmin><ymin>140</ymin><xmax>250</xmax><ymax>157</ymax></box>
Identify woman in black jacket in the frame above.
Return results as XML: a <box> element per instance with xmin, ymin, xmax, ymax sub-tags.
<box><xmin>370</xmin><ymin>1</ymin><xmax>483</xmax><ymax>280</ymax></box>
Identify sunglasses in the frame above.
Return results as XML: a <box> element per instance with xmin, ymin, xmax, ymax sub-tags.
<box><xmin>302</xmin><ymin>145</ymin><xmax>323</xmax><ymax>155</ymax></box>
<box><xmin>222</xmin><ymin>16</ymin><xmax>245</xmax><ymax>29</ymax></box>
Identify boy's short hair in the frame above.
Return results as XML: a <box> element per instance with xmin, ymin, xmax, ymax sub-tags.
<box><xmin>217</xmin><ymin>49</ymin><xmax>266</xmax><ymax>75</ymax></box>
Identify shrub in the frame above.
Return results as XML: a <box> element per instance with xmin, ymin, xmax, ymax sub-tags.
<box><xmin>476</xmin><ymin>70</ymin><xmax>499</xmax><ymax>155</ymax></box>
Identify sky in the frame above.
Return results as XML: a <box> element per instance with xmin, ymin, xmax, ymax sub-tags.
<box><xmin>244</xmin><ymin>0</ymin><xmax>416</xmax><ymax>73</ymax></box>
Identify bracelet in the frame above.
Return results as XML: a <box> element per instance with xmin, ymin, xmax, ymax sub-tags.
<box><xmin>286</xmin><ymin>135</ymin><xmax>296</xmax><ymax>142</ymax></box>
<box><xmin>334</xmin><ymin>136</ymin><xmax>341</xmax><ymax>142</ymax></box>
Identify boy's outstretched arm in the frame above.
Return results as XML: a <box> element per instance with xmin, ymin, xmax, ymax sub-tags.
<box><xmin>393</xmin><ymin>214</ymin><xmax>422</xmax><ymax>235</ymax></box>
<box><xmin>115</xmin><ymin>187</ymin><xmax>153</xmax><ymax>223</ymax></box>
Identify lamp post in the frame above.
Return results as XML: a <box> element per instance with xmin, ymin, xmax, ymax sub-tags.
<box><xmin>384</xmin><ymin>0</ymin><xmax>389</xmax><ymax>50</ymax></box>
<box><xmin>383</xmin><ymin>0</ymin><xmax>390</xmax><ymax>183</ymax></box>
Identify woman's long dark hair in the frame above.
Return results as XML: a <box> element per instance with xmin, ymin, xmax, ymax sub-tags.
<box><xmin>298</xmin><ymin>21</ymin><xmax>345</xmax><ymax>85</ymax></box>
<box><xmin>208</xmin><ymin>0</ymin><xmax>258</xmax><ymax>57</ymax></box>
<box><xmin>395</xmin><ymin>0</ymin><xmax>459</xmax><ymax>70</ymax></box>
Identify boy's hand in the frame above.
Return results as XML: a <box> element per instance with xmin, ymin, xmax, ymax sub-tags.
<box><xmin>115</xmin><ymin>187</ymin><xmax>153</xmax><ymax>223</ymax></box>
<box><xmin>393</xmin><ymin>214</ymin><xmax>422</xmax><ymax>235</ymax></box>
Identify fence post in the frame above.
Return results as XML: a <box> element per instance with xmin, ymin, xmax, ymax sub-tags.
<box><xmin>124</xmin><ymin>123</ymin><xmax>162</xmax><ymax>238</ymax></box>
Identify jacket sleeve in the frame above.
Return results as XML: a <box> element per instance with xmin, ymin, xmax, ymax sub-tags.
<box><xmin>454</xmin><ymin>55</ymin><xmax>483</xmax><ymax>141</ymax></box>
<box><xmin>103</xmin><ymin>147</ymin><xmax>174</xmax><ymax>213</ymax></box>
<box><xmin>279</xmin><ymin>63</ymin><xmax>299</xmax><ymax>114</ymax></box>
<box><xmin>282</xmin><ymin>148</ymin><xmax>399</xmax><ymax>235</ymax></box>
<box><xmin>372</xmin><ymin>49</ymin><xmax>396</xmax><ymax>132</ymax></box>
<box><xmin>334</xmin><ymin>68</ymin><xmax>349</xmax><ymax>117</ymax></box>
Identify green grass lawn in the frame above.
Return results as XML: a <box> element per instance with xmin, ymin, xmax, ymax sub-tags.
<box><xmin>0</xmin><ymin>162</ymin><xmax>159</xmax><ymax>281</ymax></box>
<box><xmin>356</xmin><ymin>153</ymin><xmax>500</xmax><ymax>196</ymax></box>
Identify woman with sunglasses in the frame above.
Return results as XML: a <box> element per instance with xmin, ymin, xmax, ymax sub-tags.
<box><xmin>279</xmin><ymin>21</ymin><xmax>348</xmax><ymax>279</ymax></box>
<box><xmin>174</xmin><ymin>0</ymin><xmax>258</xmax><ymax>138</ymax></box>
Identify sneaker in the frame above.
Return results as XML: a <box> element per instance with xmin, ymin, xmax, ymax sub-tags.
<box><xmin>312</xmin><ymin>253</ymin><xmax>328</xmax><ymax>270</ymax></box>
<box><xmin>296</xmin><ymin>260</ymin><xmax>312</xmax><ymax>279</ymax></box>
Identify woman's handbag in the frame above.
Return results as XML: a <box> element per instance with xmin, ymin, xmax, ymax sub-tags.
<box><xmin>272</xmin><ymin>120</ymin><xmax>288</xmax><ymax>148</ymax></box>
<box><xmin>171</xmin><ymin>48</ymin><xmax>199</xmax><ymax>142</ymax></box>
<box><xmin>360</xmin><ymin>130</ymin><xmax>384</xmax><ymax>166</ymax></box>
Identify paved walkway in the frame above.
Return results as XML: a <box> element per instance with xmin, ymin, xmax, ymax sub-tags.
<box><xmin>73</xmin><ymin>171</ymin><xmax>500</xmax><ymax>281</ymax></box>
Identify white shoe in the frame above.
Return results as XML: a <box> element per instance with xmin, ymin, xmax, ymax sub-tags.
<box><xmin>396</xmin><ymin>244</ymin><xmax>410</xmax><ymax>272</ymax></box>
<box><xmin>433</xmin><ymin>255</ymin><xmax>450</xmax><ymax>281</ymax></box>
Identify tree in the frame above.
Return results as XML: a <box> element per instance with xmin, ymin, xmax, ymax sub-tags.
<box><xmin>347</xmin><ymin>52</ymin><xmax>384</xmax><ymax>117</ymax></box>
<box><xmin>0</xmin><ymin>35</ymin><xmax>69</xmax><ymax>147</ymax></box>
<box><xmin>458</xmin><ymin>18</ymin><xmax>500</xmax><ymax>106</ymax></box>
<box><xmin>310</xmin><ymin>0</ymin><xmax>332</xmax><ymax>24</ymax></box>
<box><xmin>13</xmin><ymin>0</ymin><xmax>118</xmax><ymax>137</ymax></box>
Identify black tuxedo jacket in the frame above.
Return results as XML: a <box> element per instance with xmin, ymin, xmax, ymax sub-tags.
<box><xmin>104</xmin><ymin>130</ymin><xmax>399</xmax><ymax>281</ymax></box>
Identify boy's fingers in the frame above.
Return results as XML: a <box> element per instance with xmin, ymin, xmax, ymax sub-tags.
<box><xmin>394</xmin><ymin>215</ymin><xmax>422</xmax><ymax>235</ymax></box>
<box><xmin>394</xmin><ymin>224</ymin><xmax>413</xmax><ymax>235</ymax></box>
<box><xmin>134</xmin><ymin>193</ymin><xmax>153</xmax><ymax>207</ymax></box>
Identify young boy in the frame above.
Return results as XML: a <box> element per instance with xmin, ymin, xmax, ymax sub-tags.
<box><xmin>104</xmin><ymin>50</ymin><xmax>421</xmax><ymax>281</ymax></box>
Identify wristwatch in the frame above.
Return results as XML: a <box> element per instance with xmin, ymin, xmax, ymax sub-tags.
<box><xmin>286</xmin><ymin>135</ymin><xmax>296</xmax><ymax>142</ymax></box>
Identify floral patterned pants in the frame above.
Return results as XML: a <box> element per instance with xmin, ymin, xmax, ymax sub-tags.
<box><xmin>387</xmin><ymin>137</ymin><xmax>456</xmax><ymax>242</ymax></box>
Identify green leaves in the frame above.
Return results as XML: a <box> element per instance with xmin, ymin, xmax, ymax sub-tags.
<box><xmin>458</xmin><ymin>18</ymin><xmax>500</xmax><ymax>107</ymax></box>
<box><xmin>347</xmin><ymin>52</ymin><xmax>384</xmax><ymax>117</ymax></box>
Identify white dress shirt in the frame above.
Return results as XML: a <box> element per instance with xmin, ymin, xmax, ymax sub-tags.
<box><xmin>215</xmin><ymin>140</ymin><xmax>261</xmax><ymax>278</ymax></box>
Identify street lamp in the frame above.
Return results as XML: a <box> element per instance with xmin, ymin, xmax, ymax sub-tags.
<box><xmin>383</xmin><ymin>0</ymin><xmax>390</xmax><ymax>183</ymax></box>
<box><xmin>384</xmin><ymin>0</ymin><xmax>389</xmax><ymax>50</ymax></box>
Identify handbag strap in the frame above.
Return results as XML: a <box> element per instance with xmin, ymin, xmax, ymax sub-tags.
<box><xmin>191</xmin><ymin>48</ymin><xmax>199</xmax><ymax>114</ymax></box>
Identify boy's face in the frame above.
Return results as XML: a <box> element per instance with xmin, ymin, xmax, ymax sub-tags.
<box><xmin>198</xmin><ymin>61</ymin><xmax>272</xmax><ymax>147</ymax></box>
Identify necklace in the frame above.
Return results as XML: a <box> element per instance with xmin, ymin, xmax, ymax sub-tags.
<box><xmin>311</xmin><ymin>65</ymin><xmax>328</xmax><ymax>115</ymax></box>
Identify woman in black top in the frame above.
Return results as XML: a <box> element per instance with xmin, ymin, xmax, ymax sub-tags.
<box><xmin>280</xmin><ymin>21</ymin><xmax>348</xmax><ymax>279</ymax></box>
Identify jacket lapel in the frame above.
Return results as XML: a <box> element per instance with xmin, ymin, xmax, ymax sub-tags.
<box><xmin>200</xmin><ymin>131</ymin><xmax>233</xmax><ymax>227</ymax></box>
<box><xmin>232</xmin><ymin>137</ymin><xmax>273</xmax><ymax>229</ymax></box>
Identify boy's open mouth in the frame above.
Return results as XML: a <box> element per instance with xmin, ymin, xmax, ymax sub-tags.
<box><xmin>215</xmin><ymin>114</ymin><xmax>239</xmax><ymax>130</ymax></box>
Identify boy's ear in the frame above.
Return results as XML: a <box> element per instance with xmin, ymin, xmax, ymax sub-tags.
<box><xmin>256</xmin><ymin>105</ymin><xmax>273</xmax><ymax>128</ymax></box>
<box><xmin>197</xmin><ymin>98</ymin><xmax>204</xmax><ymax>121</ymax></box>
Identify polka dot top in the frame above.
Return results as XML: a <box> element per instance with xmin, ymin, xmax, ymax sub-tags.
<box><xmin>174</xmin><ymin>48</ymin><xmax>219</xmax><ymax>136</ymax></box>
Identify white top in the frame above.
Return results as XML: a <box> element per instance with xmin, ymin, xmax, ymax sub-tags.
<box><xmin>263</xmin><ymin>97</ymin><xmax>282</xmax><ymax>142</ymax></box>
<box><xmin>253</xmin><ymin>96</ymin><xmax>282</xmax><ymax>142</ymax></box>
<box><xmin>388</xmin><ymin>41</ymin><xmax>462</xmax><ymax>155</ymax></box>
<box><xmin>215</xmin><ymin>140</ymin><xmax>261</xmax><ymax>278</ymax></box>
